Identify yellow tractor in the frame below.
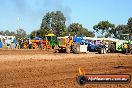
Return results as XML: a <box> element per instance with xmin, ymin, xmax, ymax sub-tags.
<box><xmin>54</xmin><ymin>35</ymin><xmax>88</xmax><ymax>53</ymax></box>
<box><xmin>54</xmin><ymin>36</ymin><xmax>74</xmax><ymax>53</ymax></box>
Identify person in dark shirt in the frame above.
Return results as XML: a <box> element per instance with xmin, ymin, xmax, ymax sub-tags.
<box><xmin>38</xmin><ymin>39</ymin><xmax>43</xmax><ymax>50</ymax></box>
<box><xmin>124</xmin><ymin>43</ymin><xmax>128</xmax><ymax>55</ymax></box>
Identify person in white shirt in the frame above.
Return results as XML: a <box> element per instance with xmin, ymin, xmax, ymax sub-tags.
<box><xmin>7</xmin><ymin>39</ymin><xmax>11</xmax><ymax>49</ymax></box>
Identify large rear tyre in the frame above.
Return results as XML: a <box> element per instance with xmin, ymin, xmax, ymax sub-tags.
<box><xmin>130</xmin><ymin>50</ymin><xmax>132</xmax><ymax>54</ymax></box>
<box><xmin>73</xmin><ymin>43</ymin><xmax>80</xmax><ymax>54</ymax></box>
<box><xmin>97</xmin><ymin>49</ymin><xmax>101</xmax><ymax>54</ymax></box>
<box><xmin>54</xmin><ymin>46</ymin><xmax>59</xmax><ymax>53</ymax></box>
<box><xmin>110</xmin><ymin>43</ymin><xmax>116</xmax><ymax>53</ymax></box>
<box><xmin>98</xmin><ymin>48</ymin><xmax>106</xmax><ymax>54</ymax></box>
<box><xmin>66</xmin><ymin>46</ymin><xmax>70</xmax><ymax>53</ymax></box>
<box><xmin>129</xmin><ymin>44</ymin><xmax>132</xmax><ymax>54</ymax></box>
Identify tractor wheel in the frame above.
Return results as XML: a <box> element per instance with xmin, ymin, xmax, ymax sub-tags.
<box><xmin>97</xmin><ymin>49</ymin><xmax>101</xmax><ymax>54</ymax></box>
<box><xmin>100</xmin><ymin>48</ymin><xmax>106</xmax><ymax>54</ymax></box>
<box><xmin>110</xmin><ymin>43</ymin><xmax>116</xmax><ymax>53</ymax></box>
<box><xmin>73</xmin><ymin>43</ymin><xmax>80</xmax><ymax>54</ymax></box>
<box><xmin>129</xmin><ymin>44</ymin><xmax>132</xmax><ymax>54</ymax></box>
<box><xmin>54</xmin><ymin>46</ymin><xmax>59</xmax><ymax>53</ymax></box>
<box><xmin>130</xmin><ymin>50</ymin><xmax>132</xmax><ymax>54</ymax></box>
<box><xmin>66</xmin><ymin>46</ymin><xmax>70</xmax><ymax>53</ymax></box>
<box><xmin>100</xmin><ymin>48</ymin><xmax>103</xmax><ymax>54</ymax></box>
<box><xmin>54</xmin><ymin>49</ymin><xmax>58</xmax><ymax>53</ymax></box>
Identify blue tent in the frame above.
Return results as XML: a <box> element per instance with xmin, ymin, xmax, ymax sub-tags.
<box><xmin>33</xmin><ymin>37</ymin><xmax>42</xmax><ymax>40</ymax></box>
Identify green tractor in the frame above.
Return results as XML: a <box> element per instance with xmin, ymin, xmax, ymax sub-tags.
<box><xmin>121</xmin><ymin>34</ymin><xmax>132</xmax><ymax>54</ymax></box>
<box><xmin>44</xmin><ymin>34</ymin><xmax>57</xmax><ymax>49</ymax></box>
<box><xmin>109</xmin><ymin>34</ymin><xmax>132</xmax><ymax>54</ymax></box>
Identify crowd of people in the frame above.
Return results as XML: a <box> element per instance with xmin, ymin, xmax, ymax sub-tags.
<box><xmin>1</xmin><ymin>38</ymin><xmax>43</xmax><ymax>50</ymax></box>
<box><xmin>15</xmin><ymin>38</ymin><xmax>43</xmax><ymax>49</ymax></box>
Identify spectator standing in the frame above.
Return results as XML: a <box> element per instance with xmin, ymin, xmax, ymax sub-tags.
<box><xmin>18</xmin><ymin>39</ymin><xmax>22</xmax><ymax>49</ymax></box>
<box><xmin>124</xmin><ymin>43</ymin><xmax>128</xmax><ymax>55</ymax></box>
<box><xmin>28</xmin><ymin>39</ymin><xmax>32</xmax><ymax>49</ymax></box>
<box><xmin>7</xmin><ymin>39</ymin><xmax>11</xmax><ymax>49</ymax></box>
<box><xmin>38</xmin><ymin>39</ymin><xmax>43</xmax><ymax>50</ymax></box>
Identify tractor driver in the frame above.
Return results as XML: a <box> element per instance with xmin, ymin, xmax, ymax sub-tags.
<box><xmin>124</xmin><ymin>43</ymin><xmax>129</xmax><ymax>55</ymax></box>
<box><xmin>68</xmin><ymin>34</ymin><xmax>72</xmax><ymax>43</ymax></box>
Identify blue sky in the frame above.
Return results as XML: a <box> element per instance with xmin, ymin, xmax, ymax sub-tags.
<box><xmin>0</xmin><ymin>0</ymin><xmax>132</xmax><ymax>35</ymax></box>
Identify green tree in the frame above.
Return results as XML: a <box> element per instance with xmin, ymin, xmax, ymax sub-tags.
<box><xmin>68</xmin><ymin>23</ymin><xmax>82</xmax><ymax>36</ymax></box>
<box><xmin>68</xmin><ymin>23</ymin><xmax>95</xmax><ymax>37</ymax></box>
<box><xmin>113</xmin><ymin>25</ymin><xmax>129</xmax><ymax>38</ymax></box>
<box><xmin>127</xmin><ymin>17</ymin><xmax>132</xmax><ymax>34</ymax></box>
<box><xmin>0</xmin><ymin>30</ymin><xmax>16</xmax><ymax>36</ymax></box>
<box><xmin>40</xmin><ymin>12</ymin><xmax>51</xmax><ymax>35</ymax></box>
<box><xmin>0</xmin><ymin>31</ymin><xmax>4</xmax><ymax>35</ymax></box>
<box><xmin>40</xmin><ymin>11</ymin><xmax>66</xmax><ymax>37</ymax></box>
<box><xmin>30</xmin><ymin>30</ymin><xmax>37</xmax><ymax>39</ymax></box>
<box><xmin>16</xmin><ymin>29</ymin><xmax>27</xmax><ymax>38</ymax></box>
<box><xmin>9</xmin><ymin>31</ymin><xmax>16</xmax><ymax>36</ymax></box>
<box><xmin>93</xmin><ymin>21</ymin><xmax>115</xmax><ymax>38</ymax></box>
<box><xmin>97</xmin><ymin>35</ymin><xmax>104</xmax><ymax>38</ymax></box>
<box><xmin>3</xmin><ymin>30</ymin><xmax>10</xmax><ymax>36</ymax></box>
<box><xmin>85</xmin><ymin>30</ymin><xmax>95</xmax><ymax>37</ymax></box>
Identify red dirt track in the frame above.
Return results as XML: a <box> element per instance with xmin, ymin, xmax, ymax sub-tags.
<box><xmin>0</xmin><ymin>49</ymin><xmax>132</xmax><ymax>88</ymax></box>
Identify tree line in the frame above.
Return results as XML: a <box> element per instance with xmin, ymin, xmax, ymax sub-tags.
<box><xmin>1</xmin><ymin>11</ymin><xmax>132</xmax><ymax>39</ymax></box>
<box><xmin>93</xmin><ymin>18</ymin><xmax>132</xmax><ymax>38</ymax></box>
<box><xmin>0</xmin><ymin>29</ymin><xmax>28</xmax><ymax>39</ymax></box>
<box><xmin>30</xmin><ymin>11</ymin><xmax>95</xmax><ymax>39</ymax></box>
<box><xmin>31</xmin><ymin>11</ymin><xmax>132</xmax><ymax>38</ymax></box>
